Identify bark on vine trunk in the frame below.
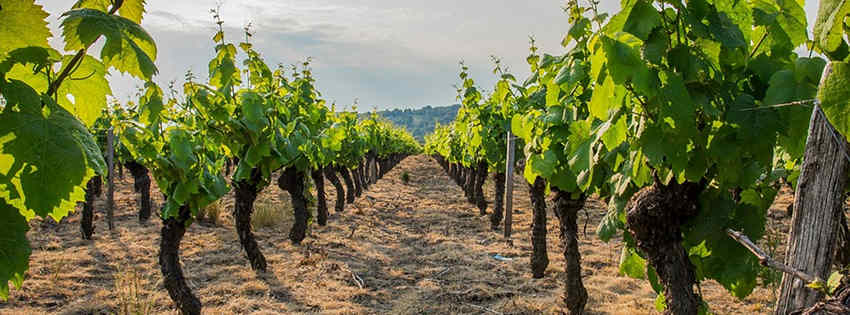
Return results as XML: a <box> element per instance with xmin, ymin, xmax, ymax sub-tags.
<box><xmin>627</xmin><ymin>181</ymin><xmax>704</xmax><ymax>315</ymax></box>
<box><xmin>474</xmin><ymin>161</ymin><xmax>488</xmax><ymax>215</ymax></box>
<box><xmin>490</xmin><ymin>172</ymin><xmax>506</xmax><ymax>230</ymax></box>
<box><xmin>464</xmin><ymin>167</ymin><xmax>475</xmax><ymax>203</ymax></box>
<box><xmin>160</xmin><ymin>205</ymin><xmax>202</xmax><ymax>315</ymax></box>
<box><xmin>124</xmin><ymin>161</ymin><xmax>152</xmax><ymax>223</ymax></box>
<box><xmin>362</xmin><ymin>158</ymin><xmax>372</xmax><ymax>189</ymax></box>
<box><xmin>324</xmin><ymin>167</ymin><xmax>345</xmax><ymax>213</ymax></box>
<box><xmin>233</xmin><ymin>169</ymin><xmax>267</xmax><ymax>272</ymax></box>
<box><xmin>552</xmin><ymin>187</ymin><xmax>587</xmax><ymax>314</ymax></box>
<box><xmin>279</xmin><ymin>167</ymin><xmax>310</xmax><ymax>244</ymax></box>
<box><xmin>776</xmin><ymin>105</ymin><xmax>850</xmax><ymax>315</ymax></box>
<box><xmin>352</xmin><ymin>166</ymin><xmax>363</xmax><ymax>197</ymax></box>
<box><xmin>529</xmin><ymin>177</ymin><xmax>548</xmax><ymax>279</ymax></box>
<box><xmin>80</xmin><ymin>176</ymin><xmax>102</xmax><ymax>240</ymax></box>
<box><xmin>312</xmin><ymin>167</ymin><xmax>328</xmax><ymax>226</ymax></box>
<box><xmin>339</xmin><ymin>167</ymin><xmax>356</xmax><ymax>204</ymax></box>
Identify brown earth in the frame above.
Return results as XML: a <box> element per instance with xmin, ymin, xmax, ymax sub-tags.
<box><xmin>0</xmin><ymin>155</ymin><xmax>799</xmax><ymax>314</ymax></box>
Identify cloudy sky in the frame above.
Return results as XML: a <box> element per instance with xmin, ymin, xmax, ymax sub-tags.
<box><xmin>37</xmin><ymin>0</ymin><xmax>820</xmax><ymax>112</ymax></box>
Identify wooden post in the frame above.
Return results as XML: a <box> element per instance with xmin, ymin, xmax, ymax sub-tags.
<box><xmin>775</xmin><ymin>63</ymin><xmax>850</xmax><ymax>314</ymax></box>
<box><xmin>106</xmin><ymin>127</ymin><xmax>115</xmax><ymax>231</ymax></box>
<box><xmin>504</xmin><ymin>130</ymin><xmax>515</xmax><ymax>241</ymax></box>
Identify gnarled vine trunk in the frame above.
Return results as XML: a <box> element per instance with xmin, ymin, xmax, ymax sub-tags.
<box><xmin>233</xmin><ymin>169</ymin><xmax>267</xmax><ymax>272</ymax></box>
<box><xmin>339</xmin><ymin>167</ymin><xmax>356</xmax><ymax>204</ymax></box>
<box><xmin>627</xmin><ymin>181</ymin><xmax>704</xmax><ymax>315</ymax></box>
<box><xmin>324</xmin><ymin>166</ymin><xmax>345</xmax><ymax>213</ymax></box>
<box><xmin>474</xmin><ymin>161</ymin><xmax>488</xmax><ymax>215</ymax></box>
<box><xmin>160</xmin><ymin>205</ymin><xmax>202</xmax><ymax>315</ymax></box>
<box><xmin>80</xmin><ymin>176</ymin><xmax>102</xmax><ymax>240</ymax></box>
<box><xmin>529</xmin><ymin>177</ymin><xmax>548</xmax><ymax>279</ymax></box>
<box><xmin>464</xmin><ymin>167</ymin><xmax>475</xmax><ymax>203</ymax></box>
<box><xmin>490</xmin><ymin>172</ymin><xmax>506</xmax><ymax>230</ymax></box>
<box><xmin>312</xmin><ymin>167</ymin><xmax>328</xmax><ymax>226</ymax></box>
<box><xmin>552</xmin><ymin>187</ymin><xmax>587</xmax><ymax>314</ymax></box>
<box><xmin>351</xmin><ymin>166</ymin><xmax>363</xmax><ymax>197</ymax></box>
<box><xmin>279</xmin><ymin>167</ymin><xmax>310</xmax><ymax>244</ymax></box>
<box><xmin>124</xmin><ymin>161</ymin><xmax>152</xmax><ymax>223</ymax></box>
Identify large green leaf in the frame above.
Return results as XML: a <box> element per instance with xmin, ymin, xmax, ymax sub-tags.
<box><xmin>56</xmin><ymin>55</ymin><xmax>111</xmax><ymax>126</ymax></box>
<box><xmin>239</xmin><ymin>91</ymin><xmax>270</xmax><ymax>134</ymax></box>
<box><xmin>0</xmin><ymin>0</ymin><xmax>50</xmax><ymax>59</ymax></box>
<box><xmin>61</xmin><ymin>8</ymin><xmax>157</xmax><ymax>80</ymax></box>
<box><xmin>622</xmin><ymin>0</ymin><xmax>661</xmax><ymax>40</ymax></box>
<box><xmin>0</xmin><ymin>199</ymin><xmax>29</xmax><ymax>300</ymax></box>
<box><xmin>589</xmin><ymin>75</ymin><xmax>616</xmax><ymax>120</ymax></box>
<box><xmin>138</xmin><ymin>81</ymin><xmax>164</xmax><ymax>126</ymax></box>
<box><xmin>600</xmin><ymin>34</ymin><xmax>645</xmax><ymax>85</ymax></box>
<box><xmin>812</xmin><ymin>0</ymin><xmax>850</xmax><ymax>53</ymax></box>
<box><xmin>73</xmin><ymin>0</ymin><xmax>147</xmax><ymax>28</ymax></box>
<box><xmin>118</xmin><ymin>0</ymin><xmax>146</xmax><ymax>24</ymax></box>
<box><xmin>4</xmin><ymin>55</ymin><xmax>110</xmax><ymax>127</ymax></box>
<box><xmin>619</xmin><ymin>247</ymin><xmax>647</xmax><ymax>279</ymax></box>
<box><xmin>819</xmin><ymin>62</ymin><xmax>850</xmax><ymax>139</ymax></box>
<box><xmin>0</xmin><ymin>99</ymin><xmax>105</xmax><ymax>220</ymax></box>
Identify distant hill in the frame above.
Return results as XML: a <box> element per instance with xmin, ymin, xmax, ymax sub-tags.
<box><xmin>367</xmin><ymin>105</ymin><xmax>459</xmax><ymax>143</ymax></box>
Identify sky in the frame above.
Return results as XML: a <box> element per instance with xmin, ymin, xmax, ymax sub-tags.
<box><xmin>37</xmin><ymin>0</ymin><xmax>820</xmax><ymax>112</ymax></box>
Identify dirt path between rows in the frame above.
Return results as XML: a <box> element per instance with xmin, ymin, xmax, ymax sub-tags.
<box><xmin>1</xmin><ymin>155</ymin><xmax>786</xmax><ymax>314</ymax></box>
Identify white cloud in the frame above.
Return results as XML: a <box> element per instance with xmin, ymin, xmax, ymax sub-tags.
<box><xmin>34</xmin><ymin>0</ymin><xmax>824</xmax><ymax>111</ymax></box>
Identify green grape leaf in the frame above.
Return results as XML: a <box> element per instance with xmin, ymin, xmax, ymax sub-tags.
<box><xmin>655</xmin><ymin>293</ymin><xmax>667</xmax><ymax>312</ymax></box>
<box><xmin>812</xmin><ymin>0</ymin><xmax>850</xmax><ymax>54</ymax></box>
<box><xmin>619</xmin><ymin>247</ymin><xmax>647</xmax><ymax>279</ymax></box>
<box><xmin>239</xmin><ymin>91</ymin><xmax>270</xmax><ymax>134</ymax></box>
<box><xmin>702</xmin><ymin>235</ymin><xmax>760</xmax><ymax>298</ymax></box>
<box><xmin>0</xmin><ymin>100</ymin><xmax>105</xmax><ymax>221</ymax></box>
<box><xmin>597</xmin><ymin>205</ymin><xmax>624</xmax><ymax>242</ymax></box>
<box><xmin>564</xmin><ymin>17</ymin><xmax>590</xmax><ymax>45</ymax></box>
<box><xmin>775</xmin><ymin>0</ymin><xmax>807</xmax><ymax>48</ymax></box>
<box><xmin>707</xmin><ymin>10</ymin><xmax>748</xmax><ymax>48</ymax></box>
<box><xmin>600</xmin><ymin>34</ymin><xmax>645</xmax><ymax>85</ymax></box>
<box><xmin>643</xmin><ymin>28</ymin><xmax>669</xmax><ymax>65</ymax></box>
<box><xmin>0</xmin><ymin>199</ymin><xmax>30</xmax><ymax>301</ymax></box>
<box><xmin>589</xmin><ymin>75</ymin><xmax>617</xmax><ymax>120</ymax></box>
<box><xmin>601</xmin><ymin>115</ymin><xmax>627</xmax><ymax>151</ymax></box>
<box><xmin>529</xmin><ymin>151</ymin><xmax>557</xmax><ymax>179</ymax></box>
<box><xmin>209</xmin><ymin>43</ymin><xmax>240</xmax><ymax>91</ymax></box>
<box><xmin>7</xmin><ymin>54</ymin><xmax>112</xmax><ymax>127</ymax></box>
<box><xmin>138</xmin><ymin>81</ymin><xmax>164</xmax><ymax>126</ymax></box>
<box><xmin>57</xmin><ymin>55</ymin><xmax>111</xmax><ymax>126</ymax></box>
<box><xmin>167</xmin><ymin>129</ymin><xmax>197</xmax><ymax>172</ymax></box>
<box><xmin>623</xmin><ymin>0</ymin><xmax>661</xmax><ymax>40</ymax></box>
<box><xmin>0</xmin><ymin>0</ymin><xmax>51</xmax><ymax>59</ymax></box>
<box><xmin>72</xmin><ymin>0</ymin><xmax>110</xmax><ymax>12</ymax></box>
<box><xmin>818</xmin><ymin>62</ymin><xmax>850</xmax><ymax>139</ymax></box>
<box><xmin>74</xmin><ymin>0</ymin><xmax>148</xmax><ymax>29</ymax></box>
<box><xmin>61</xmin><ymin>8</ymin><xmax>158</xmax><ymax>80</ymax></box>
<box><xmin>828</xmin><ymin>271</ymin><xmax>843</xmax><ymax>294</ymax></box>
<box><xmin>0</xmin><ymin>46</ymin><xmax>59</xmax><ymax>77</ymax></box>
<box><xmin>118</xmin><ymin>0</ymin><xmax>146</xmax><ymax>24</ymax></box>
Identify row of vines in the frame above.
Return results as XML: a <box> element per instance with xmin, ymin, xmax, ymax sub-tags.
<box><xmin>426</xmin><ymin>0</ymin><xmax>850</xmax><ymax>314</ymax></box>
<box><xmin>0</xmin><ymin>0</ymin><xmax>419</xmax><ymax>314</ymax></box>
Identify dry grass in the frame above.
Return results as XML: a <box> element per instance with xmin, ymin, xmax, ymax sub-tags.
<box><xmin>251</xmin><ymin>196</ymin><xmax>290</xmax><ymax>230</ymax></box>
<box><xmin>0</xmin><ymin>155</ymin><xmax>808</xmax><ymax>314</ymax></box>
<box><xmin>197</xmin><ymin>200</ymin><xmax>224</xmax><ymax>226</ymax></box>
<box><xmin>114</xmin><ymin>265</ymin><xmax>155</xmax><ymax>315</ymax></box>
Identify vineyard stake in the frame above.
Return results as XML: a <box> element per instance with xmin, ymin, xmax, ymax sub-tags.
<box><xmin>106</xmin><ymin>127</ymin><xmax>115</xmax><ymax>231</ymax></box>
<box><xmin>775</xmin><ymin>63</ymin><xmax>850</xmax><ymax>314</ymax></box>
<box><xmin>504</xmin><ymin>130</ymin><xmax>515</xmax><ymax>243</ymax></box>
